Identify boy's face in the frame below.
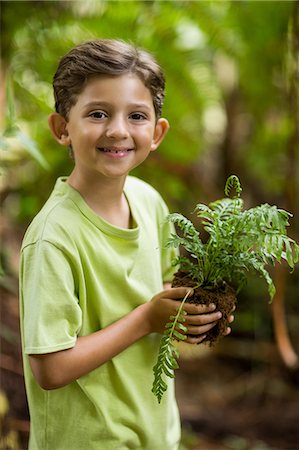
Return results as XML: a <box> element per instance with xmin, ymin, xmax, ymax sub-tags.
<box><xmin>49</xmin><ymin>74</ymin><xmax>169</xmax><ymax>182</ymax></box>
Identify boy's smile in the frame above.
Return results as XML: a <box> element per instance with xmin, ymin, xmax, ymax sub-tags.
<box><xmin>98</xmin><ymin>146</ymin><xmax>134</xmax><ymax>158</ymax></box>
<box><xmin>49</xmin><ymin>74</ymin><xmax>169</xmax><ymax>186</ymax></box>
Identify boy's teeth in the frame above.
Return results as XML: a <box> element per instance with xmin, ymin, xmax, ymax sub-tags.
<box><xmin>101</xmin><ymin>148</ymin><xmax>131</xmax><ymax>153</ymax></box>
<box><xmin>103</xmin><ymin>148</ymin><xmax>124</xmax><ymax>153</ymax></box>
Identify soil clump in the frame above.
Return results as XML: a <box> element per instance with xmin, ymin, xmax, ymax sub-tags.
<box><xmin>172</xmin><ymin>270</ymin><xmax>237</xmax><ymax>346</ymax></box>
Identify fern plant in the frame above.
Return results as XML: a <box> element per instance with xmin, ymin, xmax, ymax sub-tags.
<box><xmin>152</xmin><ymin>175</ymin><xmax>299</xmax><ymax>402</ymax></box>
<box><xmin>167</xmin><ymin>175</ymin><xmax>298</xmax><ymax>299</ymax></box>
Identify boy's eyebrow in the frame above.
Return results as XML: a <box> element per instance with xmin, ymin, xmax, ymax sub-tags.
<box><xmin>82</xmin><ymin>101</ymin><xmax>153</xmax><ymax>111</ymax></box>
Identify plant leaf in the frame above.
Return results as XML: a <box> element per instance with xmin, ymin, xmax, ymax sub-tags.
<box><xmin>224</xmin><ymin>175</ymin><xmax>242</xmax><ymax>198</ymax></box>
<box><xmin>152</xmin><ymin>291</ymin><xmax>191</xmax><ymax>403</ymax></box>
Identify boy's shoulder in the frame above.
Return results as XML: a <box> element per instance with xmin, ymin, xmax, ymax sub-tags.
<box><xmin>125</xmin><ymin>175</ymin><xmax>163</xmax><ymax>203</ymax></box>
<box><xmin>125</xmin><ymin>176</ymin><xmax>169</xmax><ymax>224</ymax></box>
<box><xmin>21</xmin><ymin>178</ymin><xmax>82</xmax><ymax>249</ymax></box>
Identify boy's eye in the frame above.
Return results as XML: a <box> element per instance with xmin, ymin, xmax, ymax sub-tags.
<box><xmin>89</xmin><ymin>111</ymin><xmax>107</xmax><ymax>119</ymax></box>
<box><xmin>130</xmin><ymin>113</ymin><xmax>147</xmax><ymax>121</ymax></box>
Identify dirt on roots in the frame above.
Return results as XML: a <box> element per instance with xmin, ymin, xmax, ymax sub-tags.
<box><xmin>172</xmin><ymin>271</ymin><xmax>237</xmax><ymax>346</ymax></box>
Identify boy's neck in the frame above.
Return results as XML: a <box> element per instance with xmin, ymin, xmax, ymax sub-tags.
<box><xmin>67</xmin><ymin>171</ymin><xmax>132</xmax><ymax>229</ymax></box>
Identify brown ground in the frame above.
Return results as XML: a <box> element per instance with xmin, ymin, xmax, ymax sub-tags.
<box><xmin>176</xmin><ymin>347</ymin><xmax>299</xmax><ymax>450</ymax></box>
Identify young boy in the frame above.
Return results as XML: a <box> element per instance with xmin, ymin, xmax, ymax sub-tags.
<box><xmin>19</xmin><ymin>39</ymin><xmax>233</xmax><ymax>450</ymax></box>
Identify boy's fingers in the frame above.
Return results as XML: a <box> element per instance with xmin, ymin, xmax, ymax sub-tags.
<box><xmin>185</xmin><ymin>311</ymin><xmax>222</xmax><ymax>325</ymax></box>
<box><xmin>184</xmin><ymin>302</ymin><xmax>217</xmax><ymax>315</ymax></box>
<box><xmin>223</xmin><ymin>327</ymin><xmax>232</xmax><ymax>336</ymax></box>
<box><xmin>185</xmin><ymin>334</ymin><xmax>207</xmax><ymax>344</ymax></box>
<box><xmin>186</xmin><ymin>322</ymin><xmax>217</xmax><ymax>335</ymax></box>
<box><xmin>163</xmin><ymin>287</ymin><xmax>194</xmax><ymax>299</ymax></box>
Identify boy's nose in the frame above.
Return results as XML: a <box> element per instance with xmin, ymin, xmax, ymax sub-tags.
<box><xmin>105</xmin><ymin>116</ymin><xmax>130</xmax><ymax>140</ymax></box>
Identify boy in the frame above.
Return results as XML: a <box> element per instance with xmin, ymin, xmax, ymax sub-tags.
<box><xmin>19</xmin><ymin>39</ymin><xmax>233</xmax><ymax>450</ymax></box>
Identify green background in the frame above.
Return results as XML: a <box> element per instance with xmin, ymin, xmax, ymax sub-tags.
<box><xmin>1</xmin><ymin>1</ymin><xmax>298</xmax><ymax>449</ymax></box>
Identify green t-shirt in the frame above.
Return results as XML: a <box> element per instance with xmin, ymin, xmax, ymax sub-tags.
<box><xmin>20</xmin><ymin>176</ymin><xmax>180</xmax><ymax>450</ymax></box>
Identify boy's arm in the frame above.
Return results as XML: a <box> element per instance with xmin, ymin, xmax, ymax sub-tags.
<box><xmin>29</xmin><ymin>286</ymin><xmax>230</xmax><ymax>390</ymax></box>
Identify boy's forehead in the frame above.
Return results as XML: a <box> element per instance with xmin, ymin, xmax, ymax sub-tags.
<box><xmin>76</xmin><ymin>73</ymin><xmax>155</xmax><ymax>109</ymax></box>
<box><xmin>82</xmin><ymin>73</ymin><xmax>150</xmax><ymax>94</ymax></box>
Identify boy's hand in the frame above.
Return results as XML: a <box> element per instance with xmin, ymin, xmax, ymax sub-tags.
<box><xmin>183</xmin><ymin>304</ymin><xmax>235</xmax><ymax>344</ymax></box>
<box><xmin>143</xmin><ymin>287</ymin><xmax>233</xmax><ymax>343</ymax></box>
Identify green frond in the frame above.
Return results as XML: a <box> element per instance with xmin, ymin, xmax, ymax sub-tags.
<box><xmin>166</xmin><ymin>234</ymin><xmax>205</xmax><ymax>258</ymax></box>
<box><xmin>194</xmin><ymin>204</ymin><xmax>215</xmax><ymax>225</ymax></box>
<box><xmin>152</xmin><ymin>292</ymin><xmax>190</xmax><ymax>403</ymax></box>
<box><xmin>167</xmin><ymin>213</ymin><xmax>199</xmax><ymax>239</ymax></box>
<box><xmin>249</xmin><ymin>257</ymin><xmax>276</xmax><ymax>301</ymax></box>
<box><xmin>154</xmin><ymin>175</ymin><xmax>298</xmax><ymax>404</ymax></box>
<box><xmin>224</xmin><ymin>175</ymin><xmax>242</xmax><ymax>198</ymax></box>
<box><xmin>209</xmin><ymin>198</ymin><xmax>244</xmax><ymax>218</ymax></box>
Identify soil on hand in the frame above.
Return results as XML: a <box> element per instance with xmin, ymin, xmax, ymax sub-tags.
<box><xmin>172</xmin><ymin>270</ymin><xmax>237</xmax><ymax>346</ymax></box>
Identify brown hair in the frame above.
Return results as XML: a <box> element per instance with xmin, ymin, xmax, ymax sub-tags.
<box><xmin>53</xmin><ymin>39</ymin><xmax>165</xmax><ymax>120</ymax></box>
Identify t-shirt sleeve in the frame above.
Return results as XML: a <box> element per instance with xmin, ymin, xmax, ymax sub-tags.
<box><xmin>20</xmin><ymin>240</ymin><xmax>82</xmax><ymax>354</ymax></box>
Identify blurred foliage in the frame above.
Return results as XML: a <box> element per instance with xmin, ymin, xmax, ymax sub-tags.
<box><xmin>1</xmin><ymin>0</ymin><xmax>298</xmax><ymax>219</ymax></box>
<box><xmin>0</xmin><ymin>0</ymin><xmax>298</xmax><ymax>309</ymax></box>
<box><xmin>1</xmin><ymin>3</ymin><xmax>298</xmax><ymax>447</ymax></box>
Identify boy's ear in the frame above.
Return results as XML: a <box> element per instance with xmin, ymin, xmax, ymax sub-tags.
<box><xmin>150</xmin><ymin>118</ymin><xmax>170</xmax><ymax>152</ymax></box>
<box><xmin>48</xmin><ymin>113</ymin><xmax>71</xmax><ymax>146</ymax></box>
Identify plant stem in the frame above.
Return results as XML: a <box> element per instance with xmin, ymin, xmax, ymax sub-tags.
<box><xmin>169</xmin><ymin>289</ymin><xmax>192</xmax><ymax>337</ymax></box>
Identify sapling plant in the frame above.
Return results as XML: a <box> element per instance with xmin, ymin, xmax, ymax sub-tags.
<box><xmin>152</xmin><ymin>175</ymin><xmax>299</xmax><ymax>403</ymax></box>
